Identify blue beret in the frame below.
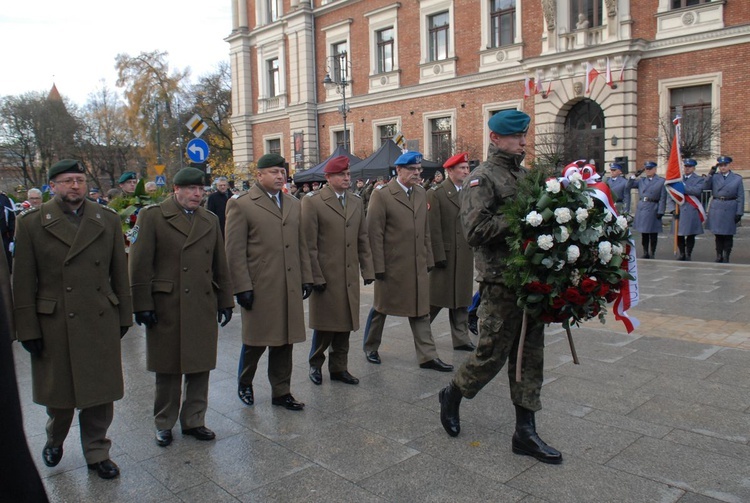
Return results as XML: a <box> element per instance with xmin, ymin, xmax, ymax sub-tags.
<box><xmin>488</xmin><ymin>110</ymin><xmax>530</xmax><ymax>135</ymax></box>
<box><xmin>644</xmin><ymin>161</ymin><xmax>657</xmax><ymax>169</ymax></box>
<box><xmin>683</xmin><ymin>159</ymin><xmax>697</xmax><ymax>167</ymax></box>
<box><xmin>49</xmin><ymin>159</ymin><xmax>84</xmax><ymax>180</ymax></box>
<box><xmin>257</xmin><ymin>153</ymin><xmax>286</xmax><ymax>169</ymax></box>
<box><xmin>118</xmin><ymin>171</ymin><xmax>137</xmax><ymax>184</ymax></box>
<box><xmin>394</xmin><ymin>151</ymin><xmax>423</xmax><ymax>166</ymax></box>
<box><xmin>173</xmin><ymin>167</ymin><xmax>206</xmax><ymax>186</ymax></box>
<box><xmin>717</xmin><ymin>155</ymin><xmax>732</xmax><ymax>164</ymax></box>
<box><xmin>609</xmin><ymin>163</ymin><xmax>623</xmax><ymax>171</ymax></box>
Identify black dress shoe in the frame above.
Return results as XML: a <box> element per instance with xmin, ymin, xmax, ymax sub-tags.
<box><xmin>439</xmin><ymin>383</ymin><xmax>462</xmax><ymax>437</ymax></box>
<box><xmin>87</xmin><ymin>459</ymin><xmax>120</xmax><ymax>479</ymax></box>
<box><xmin>419</xmin><ymin>358</ymin><xmax>454</xmax><ymax>372</ymax></box>
<box><xmin>182</xmin><ymin>426</ymin><xmax>216</xmax><ymax>441</ymax></box>
<box><xmin>365</xmin><ymin>351</ymin><xmax>381</xmax><ymax>364</ymax></box>
<box><xmin>330</xmin><ymin>370</ymin><xmax>359</xmax><ymax>385</ymax></box>
<box><xmin>272</xmin><ymin>394</ymin><xmax>305</xmax><ymax>411</ymax></box>
<box><xmin>309</xmin><ymin>366</ymin><xmax>322</xmax><ymax>385</ymax></box>
<box><xmin>155</xmin><ymin>429</ymin><xmax>173</xmax><ymax>447</ymax></box>
<box><xmin>454</xmin><ymin>342</ymin><xmax>476</xmax><ymax>351</ymax></box>
<box><xmin>238</xmin><ymin>383</ymin><xmax>254</xmax><ymax>406</ymax></box>
<box><xmin>42</xmin><ymin>445</ymin><xmax>63</xmax><ymax>467</ymax></box>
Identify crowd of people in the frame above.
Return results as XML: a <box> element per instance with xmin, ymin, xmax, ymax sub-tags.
<box><xmin>0</xmin><ymin>109</ymin><xmax>745</xmax><ymax>499</ymax></box>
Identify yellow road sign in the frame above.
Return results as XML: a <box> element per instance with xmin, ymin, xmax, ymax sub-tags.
<box><xmin>154</xmin><ymin>164</ymin><xmax>166</xmax><ymax>175</ymax></box>
<box><xmin>185</xmin><ymin>114</ymin><xmax>208</xmax><ymax>138</ymax></box>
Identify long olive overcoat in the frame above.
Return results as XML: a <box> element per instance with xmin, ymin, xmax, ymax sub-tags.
<box><xmin>427</xmin><ymin>179</ymin><xmax>474</xmax><ymax>309</ymax></box>
<box><xmin>367</xmin><ymin>179</ymin><xmax>434</xmax><ymax>317</ymax></box>
<box><xmin>224</xmin><ymin>184</ymin><xmax>312</xmax><ymax>346</ymax></box>
<box><xmin>129</xmin><ymin>196</ymin><xmax>234</xmax><ymax>374</ymax></box>
<box><xmin>13</xmin><ymin>199</ymin><xmax>132</xmax><ymax>409</ymax></box>
<box><xmin>301</xmin><ymin>186</ymin><xmax>374</xmax><ymax>332</ymax></box>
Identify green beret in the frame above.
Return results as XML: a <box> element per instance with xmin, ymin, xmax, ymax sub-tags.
<box><xmin>49</xmin><ymin>159</ymin><xmax>84</xmax><ymax>180</ymax></box>
<box><xmin>257</xmin><ymin>153</ymin><xmax>286</xmax><ymax>169</ymax></box>
<box><xmin>118</xmin><ymin>171</ymin><xmax>137</xmax><ymax>184</ymax></box>
<box><xmin>488</xmin><ymin>110</ymin><xmax>531</xmax><ymax>135</ymax></box>
<box><xmin>173</xmin><ymin>167</ymin><xmax>206</xmax><ymax>186</ymax></box>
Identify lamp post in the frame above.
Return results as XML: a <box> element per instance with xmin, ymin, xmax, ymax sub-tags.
<box><xmin>323</xmin><ymin>51</ymin><xmax>350</xmax><ymax>152</ymax></box>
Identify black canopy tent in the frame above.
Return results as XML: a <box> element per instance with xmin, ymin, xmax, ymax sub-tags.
<box><xmin>348</xmin><ymin>140</ymin><xmax>442</xmax><ymax>181</ymax></box>
<box><xmin>292</xmin><ymin>145</ymin><xmax>362</xmax><ymax>183</ymax></box>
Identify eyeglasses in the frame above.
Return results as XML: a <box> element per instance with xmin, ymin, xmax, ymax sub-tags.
<box><xmin>54</xmin><ymin>178</ymin><xmax>87</xmax><ymax>186</ymax></box>
<box><xmin>401</xmin><ymin>166</ymin><xmax>423</xmax><ymax>172</ymax></box>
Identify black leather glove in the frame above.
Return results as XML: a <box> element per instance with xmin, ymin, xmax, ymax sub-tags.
<box><xmin>709</xmin><ymin>165</ymin><xmax>718</xmax><ymax>175</ymax></box>
<box><xmin>120</xmin><ymin>326</ymin><xmax>129</xmax><ymax>339</ymax></box>
<box><xmin>313</xmin><ymin>283</ymin><xmax>327</xmax><ymax>292</ymax></box>
<box><xmin>135</xmin><ymin>311</ymin><xmax>158</xmax><ymax>328</ymax></box>
<box><xmin>434</xmin><ymin>260</ymin><xmax>447</xmax><ymax>269</ymax></box>
<box><xmin>217</xmin><ymin>308</ymin><xmax>233</xmax><ymax>327</ymax></box>
<box><xmin>236</xmin><ymin>291</ymin><xmax>254</xmax><ymax>310</ymax></box>
<box><xmin>735</xmin><ymin>214</ymin><xmax>742</xmax><ymax>224</ymax></box>
<box><xmin>21</xmin><ymin>339</ymin><xmax>43</xmax><ymax>356</ymax></box>
<box><xmin>634</xmin><ymin>169</ymin><xmax>644</xmax><ymax>177</ymax></box>
<box><xmin>364</xmin><ymin>278</ymin><xmax>374</xmax><ymax>285</ymax></box>
<box><xmin>302</xmin><ymin>284</ymin><xmax>313</xmax><ymax>300</ymax></box>
<box><xmin>375</xmin><ymin>272</ymin><xmax>385</xmax><ymax>281</ymax></box>
<box><xmin>657</xmin><ymin>214</ymin><xmax>663</xmax><ymax>220</ymax></box>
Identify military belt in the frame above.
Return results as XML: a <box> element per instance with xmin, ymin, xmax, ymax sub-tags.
<box><xmin>716</xmin><ymin>196</ymin><xmax>737</xmax><ymax>201</ymax></box>
<box><xmin>641</xmin><ymin>197</ymin><xmax>659</xmax><ymax>202</ymax></box>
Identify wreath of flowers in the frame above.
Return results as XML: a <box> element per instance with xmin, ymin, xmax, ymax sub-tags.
<box><xmin>108</xmin><ymin>178</ymin><xmax>167</xmax><ymax>249</ymax></box>
<box><xmin>502</xmin><ymin>162</ymin><xmax>635</xmax><ymax>327</ymax></box>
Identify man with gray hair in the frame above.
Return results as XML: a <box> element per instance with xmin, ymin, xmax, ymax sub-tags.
<box><xmin>207</xmin><ymin>176</ymin><xmax>231</xmax><ymax>236</ymax></box>
<box><xmin>27</xmin><ymin>188</ymin><xmax>43</xmax><ymax>209</ymax></box>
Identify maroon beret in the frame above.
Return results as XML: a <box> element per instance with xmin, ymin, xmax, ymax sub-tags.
<box><xmin>443</xmin><ymin>152</ymin><xmax>469</xmax><ymax>169</ymax></box>
<box><xmin>324</xmin><ymin>156</ymin><xmax>350</xmax><ymax>174</ymax></box>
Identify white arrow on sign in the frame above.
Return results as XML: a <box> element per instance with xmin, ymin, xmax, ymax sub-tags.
<box><xmin>188</xmin><ymin>143</ymin><xmax>207</xmax><ymax>161</ymax></box>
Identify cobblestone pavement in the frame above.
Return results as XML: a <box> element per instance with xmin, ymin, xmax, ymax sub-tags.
<box><xmin>12</xmin><ymin>259</ymin><xmax>750</xmax><ymax>502</ymax></box>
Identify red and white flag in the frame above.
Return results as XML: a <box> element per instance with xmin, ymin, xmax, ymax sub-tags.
<box><xmin>605</xmin><ymin>57</ymin><xmax>614</xmax><ymax>88</ymax></box>
<box><xmin>545</xmin><ymin>79</ymin><xmax>553</xmax><ymax>96</ymax></box>
<box><xmin>585</xmin><ymin>62</ymin><xmax>599</xmax><ymax>94</ymax></box>
<box><xmin>619</xmin><ymin>56</ymin><xmax>629</xmax><ymax>82</ymax></box>
<box><xmin>523</xmin><ymin>76</ymin><xmax>533</xmax><ymax>98</ymax></box>
<box><xmin>535</xmin><ymin>70</ymin><xmax>544</xmax><ymax>95</ymax></box>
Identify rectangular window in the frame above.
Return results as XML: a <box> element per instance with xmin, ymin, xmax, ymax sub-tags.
<box><xmin>430</xmin><ymin>117</ymin><xmax>452</xmax><ymax>165</ymax></box>
<box><xmin>379</xmin><ymin>124</ymin><xmax>398</xmax><ymax>145</ymax></box>
<box><xmin>268</xmin><ymin>58</ymin><xmax>280</xmax><ymax>97</ymax></box>
<box><xmin>335</xmin><ymin>130</ymin><xmax>350</xmax><ymax>149</ymax></box>
<box><xmin>670</xmin><ymin>84</ymin><xmax>713</xmax><ymax>155</ymax></box>
<box><xmin>377</xmin><ymin>28</ymin><xmax>394</xmax><ymax>73</ymax></box>
<box><xmin>671</xmin><ymin>0</ymin><xmax>711</xmax><ymax>8</ymax></box>
<box><xmin>429</xmin><ymin>12</ymin><xmax>449</xmax><ymax>62</ymax></box>
<box><xmin>267</xmin><ymin>138</ymin><xmax>281</xmax><ymax>155</ymax></box>
<box><xmin>570</xmin><ymin>0</ymin><xmax>601</xmax><ymax>29</ymax></box>
<box><xmin>332</xmin><ymin>42</ymin><xmax>348</xmax><ymax>84</ymax></box>
<box><xmin>268</xmin><ymin>0</ymin><xmax>281</xmax><ymax>22</ymax></box>
<box><xmin>490</xmin><ymin>0</ymin><xmax>515</xmax><ymax>47</ymax></box>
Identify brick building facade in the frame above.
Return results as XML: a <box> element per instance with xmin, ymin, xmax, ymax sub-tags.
<box><xmin>227</xmin><ymin>0</ymin><xmax>750</xmax><ymax>178</ymax></box>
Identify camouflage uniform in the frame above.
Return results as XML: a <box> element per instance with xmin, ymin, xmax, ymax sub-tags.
<box><xmin>453</xmin><ymin>144</ymin><xmax>545</xmax><ymax>412</ymax></box>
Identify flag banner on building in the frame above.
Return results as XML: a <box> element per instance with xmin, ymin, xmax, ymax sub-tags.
<box><xmin>535</xmin><ymin>69</ymin><xmax>544</xmax><ymax>94</ymax></box>
<box><xmin>619</xmin><ymin>56</ymin><xmax>629</xmax><ymax>82</ymax></box>
<box><xmin>585</xmin><ymin>62</ymin><xmax>600</xmax><ymax>94</ymax></box>
<box><xmin>606</xmin><ymin>57</ymin><xmax>614</xmax><ymax>88</ymax></box>
<box><xmin>665</xmin><ymin>117</ymin><xmax>686</xmax><ymax>205</ymax></box>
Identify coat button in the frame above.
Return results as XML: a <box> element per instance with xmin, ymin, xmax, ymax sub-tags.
<box><xmin>95</xmin><ymin>260</ymin><xmax>100</xmax><ymax>265</ymax></box>
<box><xmin>185</xmin><ymin>288</ymin><xmax>190</xmax><ymax>293</ymax></box>
<box><xmin>287</xmin><ymin>267</ymin><xmax>291</xmax><ymax>271</ymax></box>
<box><xmin>64</xmin><ymin>261</ymin><xmax>70</xmax><ymax>266</ymax></box>
<box><xmin>285</xmin><ymin>245</ymin><xmax>289</xmax><ymax>248</ymax></box>
<box><xmin>183</xmin><ymin>267</ymin><xmax>188</xmax><ymax>271</ymax></box>
<box><xmin>66</xmin><ymin>287</ymin><xmax>72</xmax><ymax>292</ymax></box>
<box><xmin>96</xmin><ymin>286</ymin><xmax>101</xmax><ymax>291</ymax></box>
<box><xmin>68</xmin><ymin>313</ymin><xmax>75</xmax><ymax>318</ymax></box>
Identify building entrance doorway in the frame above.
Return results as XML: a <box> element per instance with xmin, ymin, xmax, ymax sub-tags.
<box><xmin>564</xmin><ymin>99</ymin><xmax>605</xmax><ymax>172</ymax></box>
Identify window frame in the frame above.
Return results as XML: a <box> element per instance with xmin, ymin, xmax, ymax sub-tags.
<box><xmin>428</xmin><ymin>11</ymin><xmax>450</xmax><ymax>62</ymax></box>
<box><xmin>490</xmin><ymin>0</ymin><xmax>516</xmax><ymax>48</ymax></box>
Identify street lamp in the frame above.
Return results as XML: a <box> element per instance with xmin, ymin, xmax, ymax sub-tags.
<box><xmin>323</xmin><ymin>51</ymin><xmax>351</xmax><ymax>152</ymax></box>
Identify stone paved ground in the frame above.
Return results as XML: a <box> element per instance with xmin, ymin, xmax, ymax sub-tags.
<box><xmin>13</xmin><ymin>259</ymin><xmax>750</xmax><ymax>502</ymax></box>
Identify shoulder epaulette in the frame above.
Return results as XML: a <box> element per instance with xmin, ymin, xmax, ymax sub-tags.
<box><xmin>232</xmin><ymin>191</ymin><xmax>249</xmax><ymax>200</ymax></box>
<box><xmin>18</xmin><ymin>207</ymin><xmax>40</xmax><ymax>218</ymax></box>
<box><xmin>100</xmin><ymin>205</ymin><xmax>119</xmax><ymax>215</ymax></box>
<box><xmin>306</xmin><ymin>191</ymin><xmax>317</xmax><ymax>197</ymax></box>
<box><xmin>351</xmin><ymin>192</ymin><xmax>361</xmax><ymax>199</ymax></box>
<box><xmin>430</xmin><ymin>185</ymin><xmax>440</xmax><ymax>191</ymax></box>
<box><xmin>376</xmin><ymin>185</ymin><xmax>384</xmax><ymax>190</ymax></box>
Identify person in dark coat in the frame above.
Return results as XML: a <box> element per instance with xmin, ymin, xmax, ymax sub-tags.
<box><xmin>605</xmin><ymin>162</ymin><xmax>630</xmax><ymax>214</ymax></box>
<box><xmin>667</xmin><ymin>159</ymin><xmax>705</xmax><ymax>261</ymax></box>
<box><xmin>703</xmin><ymin>155</ymin><xmax>745</xmax><ymax>263</ymax></box>
<box><xmin>206</xmin><ymin>176</ymin><xmax>231</xmax><ymax>236</ymax></box>
<box><xmin>626</xmin><ymin>161</ymin><xmax>667</xmax><ymax>258</ymax></box>
<box><xmin>0</xmin><ymin>190</ymin><xmax>15</xmax><ymax>271</ymax></box>
<box><xmin>129</xmin><ymin>168</ymin><xmax>234</xmax><ymax>447</ymax></box>
<box><xmin>13</xmin><ymin>159</ymin><xmax>133</xmax><ymax>480</ymax></box>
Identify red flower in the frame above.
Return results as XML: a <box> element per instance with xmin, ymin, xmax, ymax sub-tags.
<box><xmin>605</xmin><ymin>290</ymin><xmax>619</xmax><ymax>303</ymax></box>
<box><xmin>551</xmin><ymin>296</ymin><xmax>566</xmax><ymax>309</ymax></box>
<box><xmin>598</xmin><ymin>283</ymin><xmax>610</xmax><ymax>296</ymax></box>
<box><xmin>522</xmin><ymin>239</ymin><xmax>533</xmax><ymax>251</ymax></box>
<box><xmin>540</xmin><ymin>312</ymin><xmax>557</xmax><ymax>323</ymax></box>
<box><xmin>563</xmin><ymin>287</ymin><xmax>587</xmax><ymax>305</ymax></box>
<box><xmin>525</xmin><ymin>281</ymin><xmax>552</xmax><ymax>294</ymax></box>
<box><xmin>580</xmin><ymin>278</ymin><xmax>598</xmax><ymax>293</ymax></box>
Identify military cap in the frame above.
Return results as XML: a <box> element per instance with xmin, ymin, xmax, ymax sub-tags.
<box><xmin>324</xmin><ymin>155</ymin><xmax>350</xmax><ymax>174</ymax></box>
<box><xmin>89</xmin><ymin>187</ymin><xmax>100</xmax><ymax>193</ymax></box>
<box><xmin>643</xmin><ymin>161</ymin><xmax>657</xmax><ymax>169</ymax></box>
<box><xmin>394</xmin><ymin>151</ymin><xmax>423</xmax><ymax>166</ymax></box>
<box><xmin>683</xmin><ymin>159</ymin><xmax>697</xmax><ymax>167</ymax></box>
<box><xmin>443</xmin><ymin>152</ymin><xmax>469</xmax><ymax>169</ymax></box>
<box><xmin>257</xmin><ymin>153</ymin><xmax>286</xmax><ymax>169</ymax></box>
<box><xmin>49</xmin><ymin>159</ymin><xmax>85</xmax><ymax>180</ymax></box>
<box><xmin>488</xmin><ymin>110</ymin><xmax>531</xmax><ymax>135</ymax></box>
<box><xmin>717</xmin><ymin>155</ymin><xmax>733</xmax><ymax>165</ymax></box>
<box><xmin>173</xmin><ymin>167</ymin><xmax>206</xmax><ymax>186</ymax></box>
<box><xmin>118</xmin><ymin>171</ymin><xmax>137</xmax><ymax>184</ymax></box>
<box><xmin>609</xmin><ymin>163</ymin><xmax>623</xmax><ymax>171</ymax></box>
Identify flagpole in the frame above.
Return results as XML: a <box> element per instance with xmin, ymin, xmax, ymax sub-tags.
<box><xmin>673</xmin><ymin>205</ymin><xmax>680</xmax><ymax>256</ymax></box>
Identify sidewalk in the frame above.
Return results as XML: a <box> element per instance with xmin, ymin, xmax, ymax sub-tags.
<box><xmin>12</xmin><ymin>259</ymin><xmax>750</xmax><ymax>502</ymax></box>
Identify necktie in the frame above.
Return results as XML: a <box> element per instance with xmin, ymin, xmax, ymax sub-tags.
<box><xmin>406</xmin><ymin>188</ymin><xmax>412</xmax><ymax>200</ymax></box>
<box><xmin>274</xmin><ymin>194</ymin><xmax>281</xmax><ymax>209</ymax></box>
<box><xmin>338</xmin><ymin>194</ymin><xmax>345</xmax><ymax>209</ymax></box>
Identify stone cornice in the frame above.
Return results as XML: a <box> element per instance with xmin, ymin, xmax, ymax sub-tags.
<box><xmin>644</xmin><ymin>23</ymin><xmax>750</xmax><ymax>58</ymax></box>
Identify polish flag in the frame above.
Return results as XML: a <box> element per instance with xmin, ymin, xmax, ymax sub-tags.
<box><xmin>605</xmin><ymin>57</ymin><xmax>614</xmax><ymax>88</ymax></box>
<box><xmin>535</xmin><ymin>70</ymin><xmax>544</xmax><ymax>94</ymax></box>
<box><xmin>585</xmin><ymin>62</ymin><xmax>599</xmax><ymax>94</ymax></box>
<box><xmin>524</xmin><ymin>76</ymin><xmax>533</xmax><ymax>98</ymax></box>
<box><xmin>545</xmin><ymin>79</ymin><xmax>553</xmax><ymax>97</ymax></box>
<box><xmin>619</xmin><ymin>56</ymin><xmax>629</xmax><ymax>82</ymax></box>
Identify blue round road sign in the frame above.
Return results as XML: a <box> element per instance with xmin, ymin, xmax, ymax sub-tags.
<box><xmin>187</xmin><ymin>138</ymin><xmax>210</xmax><ymax>163</ymax></box>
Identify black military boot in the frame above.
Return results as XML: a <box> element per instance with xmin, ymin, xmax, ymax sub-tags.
<box><xmin>650</xmin><ymin>241</ymin><xmax>657</xmax><ymax>260</ymax></box>
<box><xmin>439</xmin><ymin>382</ymin><xmax>462</xmax><ymax>437</ymax></box>
<box><xmin>686</xmin><ymin>243</ymin><xmax>694</xmax><ymax>261</ymax></box>
<box><xmin>642</xmin><ymin>246</ymin><xmax>650</xmax><ymax>259</ymax></box>
<box><xmin>715</xmin><ymin>241</ymin><xmax>724</xmax><ymax>263</ymax></box>
<box><xmin>723</xmin><ymin>249</ymin><xmax>731</xmax><ymax>263</ymax></box>
<box><xmin>511</xmin><ymin>405</ymin><xmax>562</xmax><ymax>464</ymax></box>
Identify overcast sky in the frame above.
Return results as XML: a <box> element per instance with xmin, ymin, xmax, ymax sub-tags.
<box><xmin>1</xmin><ymin>1</ymin><xmax>232</xmax><ymax>106</ymax></box>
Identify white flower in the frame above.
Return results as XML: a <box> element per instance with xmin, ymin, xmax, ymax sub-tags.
<box><xmin>612</xmin><ymin>244</ymin><xmax>624</xmax><ymax>256</ymax></box>
<box><xmin>616</xmin><ymin>215</ymin><xmax>628</xmax><ymax>231</ymax></box>
<box><xmin>585</xmin><ymin>195</ymin><xmax>595</xmax><ymax>209</ymax></box>
<box><xmin>538</xmin><ymin>234</ymin><xmax>554</xmax><ymax>250</ymax></box>
<box><xmin>592</xmin><ymin>226</ymin><xmax>604</xmax><ymax>238</ymax></box>
<box><xmin>566</xmin><ymin>244</ymin><xmax>580</xmax><ymax>263</ymax></box>
<box><xmin>603</xmin><ymin>211</ymin><xmax>613</xmax><ymax>222</ymax></box>
<box><xmin>569</xmin><ymin>172</ymin><xmax>584</xmax><ymax>188</ymax></box>
<box><xmin>575</xmin><ymin>208</ymin><xmax>589</xmax><ymax>223</ymax></box>
<box><xmin>545</xmin><ymin>179</ymin><xmax>561</xmax><ymax>194</ymax></box>
<box><xmin>524</xmin><ymin>211</ymin><xmax>543</xmax><ymax>227</ymax></box>
<box><xmin>554</xmin><ymin>207</ymin><xmax>572</xmax><ymax>224</ymax></box>
<box><xmin>598</xmin><ymin>241</ymin><xmax>613</xmax><ymax>264</ymax></box>
<box><xmin>558</xmin><ymin>226</ymin><xmax>569</xmax><ymax>242</ymax></box>
<box><xmin>554</xmin><ymin>260</ymin><xmax>565</xmax><ymax>271</ymax></box>
<box><xmin>570</xmin><ymin>269</ymin><xmax>581</xmax><ymax>286</ymax></box>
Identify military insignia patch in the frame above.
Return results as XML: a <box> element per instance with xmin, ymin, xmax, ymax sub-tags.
<box><xmin>469</xmin><ymin>179</ymin><xmax>480</xmax><ymax>188</ymax></box>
